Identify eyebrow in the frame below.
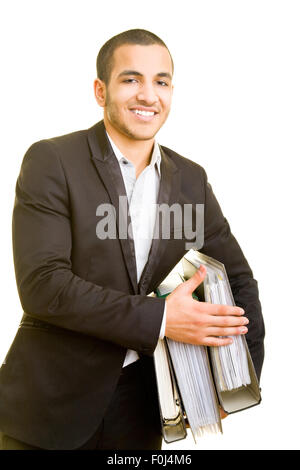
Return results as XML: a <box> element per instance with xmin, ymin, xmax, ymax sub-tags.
<box><xmin>157</xmin><ymin>72</ymin><xmax>172</xmax><ymax>80</ymax></box>
<box><xmin>117</xmin><ymin>70</ymin><xmax>172</xmax><ymax>80</ymax></box>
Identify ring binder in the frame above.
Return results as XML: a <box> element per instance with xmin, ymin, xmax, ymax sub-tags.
<box><xmin>152</xmin><ymin>249</ymin><xmax>261</xmax><ymax>444</ymax></box>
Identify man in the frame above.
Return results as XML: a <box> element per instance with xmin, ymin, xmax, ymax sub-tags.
<box><xmin>0</xmin><ymin>29</ymin><xmax>265</xmax><ymax>450</ymax></box>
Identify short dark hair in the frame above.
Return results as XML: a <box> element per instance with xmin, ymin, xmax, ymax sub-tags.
<box><xmin>96</xmin><ymin>29</ymin><xmax>174</xmax><ymax>85</ymax></box>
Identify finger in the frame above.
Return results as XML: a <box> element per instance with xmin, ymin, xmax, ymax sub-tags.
<box><xmin>203</xmin><ymin>336</ymin><xmax>234</xmax><ymax>347</ymax></box>
<box><xmin>207</xmin><ymin>326</ymin><xmax>248</xmax><ymax>336</ymax></box>
<box><xmin>208</xmin><ymin>315</ymin><xmax>249</xmax><ymax>328</ymax></box>
<box><xmin>182</xmin><ymin>265</ymin><xmax>206</xmax><ymax>294</ymax></box>
<box><xmin>195</xmin><ymin>302</ymin><xmax>245</xmax><ymax>317</ymax></box>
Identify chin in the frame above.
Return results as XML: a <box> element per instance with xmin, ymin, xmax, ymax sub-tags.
<box><xmin>124</xmin><ymin>126</ymin><xmax>157</xmax><ymax>141</ymax></box>
<box><xmin>131</xmin><ymin>132</ymin><xmax>157</xmax><ymax>141</ymax></box>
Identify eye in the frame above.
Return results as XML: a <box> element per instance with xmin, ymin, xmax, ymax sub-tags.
<box><xmin>157</xmin><ymin>80</ymin><xmax>169</xmax><ymax>86</ymax></box>
<box><xmin>123</xmin><ymin>78</ymin><xmax>138</xmax><ymax>84</ymax></box>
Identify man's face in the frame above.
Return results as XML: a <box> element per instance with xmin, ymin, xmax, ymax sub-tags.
<box><xmin>98</xmin><ymin>44</ymin><xmax>173</xmax><ymax>141</ymax></box>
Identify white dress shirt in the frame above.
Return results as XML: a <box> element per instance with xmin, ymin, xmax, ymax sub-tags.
<box><xmin>106</xmin><ymin>132</ymin><xmax>166</xmax><ymax>367</ymax></box>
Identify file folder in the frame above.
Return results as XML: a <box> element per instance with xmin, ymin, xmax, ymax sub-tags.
<box><xmin>152</xmin><ymin>249</ymin><xmax>261</xmax><ymax>444</ymax></box>
<box><xmin>182</xmin><ymin>250</ymin><xmax>261</xmax><ymax>415</ymax></box>
<box><xmin>153</xmin><ymin>337</ymin><xmax>187</xmax><ymax>443</ymax></box>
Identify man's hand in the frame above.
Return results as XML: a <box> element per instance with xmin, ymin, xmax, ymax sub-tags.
<box><xmin>165</xmin><ymin>265</ymin><xmax>249</xmax><ymax>347</ymax></box>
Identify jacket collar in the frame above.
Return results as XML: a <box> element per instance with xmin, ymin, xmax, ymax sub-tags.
<box><xmin>105</xmin><ymin>130</ymin><xmax>162</xmax><ymax>177</ymax></box>
<box><xmin>87</xmin><ymin>120</ymin><xmax>180</xmax><ymax>295</ymax></box>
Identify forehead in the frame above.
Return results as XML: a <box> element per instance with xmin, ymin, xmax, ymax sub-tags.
<box><xmin>110</xmin><ymin>44</ymin><xmax>173</xmax><ymax>78</ymax></box>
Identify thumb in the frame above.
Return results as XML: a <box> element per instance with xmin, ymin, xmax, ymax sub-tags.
<box><xmin>182</xmin><ymin>264</ymin><xmax>206</xmax><ymax>294</ymax></box>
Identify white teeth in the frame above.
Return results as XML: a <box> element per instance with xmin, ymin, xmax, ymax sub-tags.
<box><xmin>132</xmin><ymin>109</ymin><xmax>155</xmax><ymax>117</ymax></box>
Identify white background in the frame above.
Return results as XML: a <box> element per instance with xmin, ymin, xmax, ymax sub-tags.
<box><xmin>0</xmin><ymin>0</ymin><xmax>299</xmax><ymax>450</ymax></box>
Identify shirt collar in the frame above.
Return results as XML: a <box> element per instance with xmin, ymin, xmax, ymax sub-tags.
<box><xmin>106</xmin><ymin>131</ymin><xmax>161</xmax><ymax>177</ymax></box>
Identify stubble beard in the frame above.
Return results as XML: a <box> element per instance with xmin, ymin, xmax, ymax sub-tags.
<box><xmin>105</xmin><ymin>93</ymin><xmax>164</xmax><ymax>142</ymax></box>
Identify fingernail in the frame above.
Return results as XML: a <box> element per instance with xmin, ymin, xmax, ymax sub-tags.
<box><xmin>240</xmin><ymin>327</ymin><xmax>248</xmax><ymax>333</ymax></box>
<box><xmin>239</xmin><ymin>308</ymin><xmax>245</xmax><ymax>314</ymax></box>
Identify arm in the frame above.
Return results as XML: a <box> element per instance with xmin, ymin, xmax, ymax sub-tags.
<box><xmin>12</xmin><ymin>140</ymin><xmax>165</xmax><ymax>355</ymax></box>
<box><xmin>201</xmin><ymin>170</ymin><xmax>265</xmax><ymax>381</ymax></box>
<box><xmin>165</xmin><ymin>169</ymin><xmax>265</xmax><ymax>382</ymax></box>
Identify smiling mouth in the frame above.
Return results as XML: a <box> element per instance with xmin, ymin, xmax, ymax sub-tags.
<box><xmin>130</xmin><ymin>108</ymin><xmax>158</xmax><ymax>121</ymax></box>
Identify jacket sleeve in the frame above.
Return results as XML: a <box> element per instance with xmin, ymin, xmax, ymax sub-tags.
<box><xmin>12</xmin><ymin>139</ymin><xmax>165</xmax><ymax>355</ymax></box>
<box><xmin>201</xmin><ymin>169</ymin><xmax>265</xmax><ymax>381</ymax></box>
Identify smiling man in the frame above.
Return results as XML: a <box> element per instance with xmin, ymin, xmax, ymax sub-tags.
<box><xmin>0</xmin><ymin>29</ymin><xmax>264</xmax><ymax>450</ymax></box>
<box><xmin>95</xmin><ymin>42</ymin><xmax>173</xmax><ymax>177</ymax></box>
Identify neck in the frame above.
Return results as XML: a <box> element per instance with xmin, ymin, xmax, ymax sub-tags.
<box><xmin>104</xmin><ymin>118</ymin><xmax>155</xmax><ymax>178</ymax></box>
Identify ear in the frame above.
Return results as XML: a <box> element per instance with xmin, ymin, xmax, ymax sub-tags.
<box><xmin>94</xmin><ymin>78</ymin><xmax>106</xmax><ymax>107</ymax></box>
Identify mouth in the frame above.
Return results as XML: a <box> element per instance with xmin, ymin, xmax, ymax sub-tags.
<box><xmin>129</xmin><ymin>107</ymin><xmax>158</xmax><ymax>122</ymax></box>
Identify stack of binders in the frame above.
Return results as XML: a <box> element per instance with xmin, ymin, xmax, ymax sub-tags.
<box><xmin>152</xmin><ymin>249</ymin><xmax>261</xmax><ymax>444</ymax></box>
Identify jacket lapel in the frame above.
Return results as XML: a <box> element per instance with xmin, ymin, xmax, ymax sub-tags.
<box><xmin>138</xmin><ymin>146</ymin><xmax>181</xmax><ymax>295</ymax></box>
<box><xmin>87</xmin><ymin>120</ymin><xmax>181</xmax><ymax>297</ymax></box>
<box><xmin>87</xmin><ymin>120</ymin><xmax>138</xmax><ymax>294</ymax></box>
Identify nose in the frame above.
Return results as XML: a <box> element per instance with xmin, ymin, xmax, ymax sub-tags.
<box><xmin>136</xmin><ymin>81</ymin><xmax>158</xmax><ymax>105</ymax></box>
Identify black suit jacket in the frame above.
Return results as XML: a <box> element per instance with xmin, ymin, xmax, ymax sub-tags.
<box><xmin>0</xmin><ymin>120</ymin><xmax>265</xmax><ymax>449</ymax></box>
